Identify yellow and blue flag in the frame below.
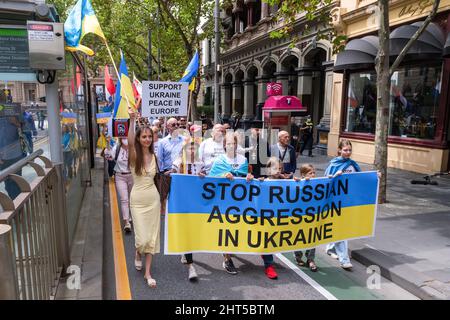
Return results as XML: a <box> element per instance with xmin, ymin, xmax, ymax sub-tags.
<box><xmin>64</xmin><ymin>0</ymin><xmax>105</xmax><ymax>56</ymax></box>
<box><xmin>113</xmin><ymin>51</ymin><xmax>135</xmax><ymax>119</ymax></box>
<box><xmin>179</xmin><ymin>51</ymin><xmax>199</xmax><ymax>91</ymax></box>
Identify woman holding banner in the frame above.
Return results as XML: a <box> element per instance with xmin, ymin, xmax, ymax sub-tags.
<box><xmin>128</xmin><ymin>109</ymin><xmax>161</xmax><ymax>288</ymax></box>
<box><xmin>209</xmin><ymin>132</ymin><xmax>254</xmax><ymax>275</ymax></box>
<box><xmin>324</xmin><ymin>139</ymin><xmax>361</xmax><ymax>271</ymax></box>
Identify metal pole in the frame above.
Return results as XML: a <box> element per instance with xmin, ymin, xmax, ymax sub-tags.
<box><xmin>148</xmin><ymin>29</ymin><xmax>152</xmax><ymax>80</ymax></box>
<box><xmin>0</xmin><ymin>224</ymin><xmax>18</xmax><ymax>299</ymax></box>
<box><xmin>157</xmin><ymin>5</ymin><xmax>161</xmax><ymax>80</ymax></box>
<box><xmin>45</xmin><ymin>76</ymin><xmax>63</xmax><ymax>164</ymax></box>
<box><xmin>214</xmin><ymin>0</ymin><xmax>220</xmax><ymax>124</ymax></box>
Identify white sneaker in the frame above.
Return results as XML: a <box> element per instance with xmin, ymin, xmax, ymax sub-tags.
<box><xmin>326</xmin><ymin>250</ymin><xmax>339</xmax><ymax>260</ymax></box>
<box><xmin>180</xmin><ymin>255</ymin><xmax>187</xmax><ymax>264</ymax></box>
<box><xmin>341</xmin><ymin>262</ymin><xmax>353</xmax><ymax>270</ymax></box>
<box><xmin>188</xmin><ymin>264</ymin><xmax>198</xmax><ymax>281</ymax></box>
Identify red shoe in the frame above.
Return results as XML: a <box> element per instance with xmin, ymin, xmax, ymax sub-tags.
<box><xmin>265</xmin><ymin>265</ymin><xmax>278</xmax><ymax>280</ymax></box>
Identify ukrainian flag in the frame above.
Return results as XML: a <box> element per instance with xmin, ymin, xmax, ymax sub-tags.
<box><xmin>113</xmin><ymin>52</ymin><xmax>135</xmax><ymax>119</ymax></box>
<box><xmin>179</xmin><ymin>51</ymin><xmax>199</xmax><ymax>91</ymax></box>
<box><xmin>64</xmin><ymin>0</ymin><xmax>106</xmax><ymax>56</ymax></box>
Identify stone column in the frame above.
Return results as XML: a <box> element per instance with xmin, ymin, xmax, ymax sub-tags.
<box><xmin>243</xmin><ymin>79</ymin><xmax>255</xmax><ymax>120</ymax></box>
<box><xmin>296</xmin><ymin>67</ymin><xmax>313</xmax><ymax>111</ymax></box>
<box><xmin>221</xmin><ymin>83</ymin><xmax>232</xmax><ymax>120</ymax></box>
<box><xmin>232</xmin><ymin>81</ymin><xmax>243</xmax><ymax>115</ymax></box>
<box><xmin>261</xmin><ymin>1</ymin><xmax>269</xmax><ymax>19</ymax></box>
<box><xmin>274</xmin><ymin>72</ymin><xmax>290</xmax><ymax>95</ymax></box>
<box><xmin>255</xmin><ymin>75</ymin><xmax>270</xmax><ymax>120</ymax></box>
<box><xmin>319</xmin><ymin>62</ymin><xmax>334</xmax><ymax>129</ymax></box>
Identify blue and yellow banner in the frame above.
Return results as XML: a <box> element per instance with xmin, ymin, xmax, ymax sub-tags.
<box><xmin>61</xmin><ymin>112</ymin><xmax>77</xmax><ymax>124</ymax></box>
<box><xmin>165</xmin><ymin>172</ymin><xmax>379</xmax><ymax>254</ymax></box>
<box><xmin>96</xmin><ymin>112</ymin><xmax>111</xmax><ymax>124</ymax></box>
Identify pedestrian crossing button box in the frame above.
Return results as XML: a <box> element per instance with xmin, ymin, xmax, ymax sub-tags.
<box><xmin>27</xmin><ymin>21</ymin><xmax>65</xmax><ymax>70</ymax></box>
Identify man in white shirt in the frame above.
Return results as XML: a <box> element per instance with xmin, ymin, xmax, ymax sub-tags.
<box><xmin>199</xmin><ymin>124</ymin><xmax>226</xmax><ymax>174</ymax></box>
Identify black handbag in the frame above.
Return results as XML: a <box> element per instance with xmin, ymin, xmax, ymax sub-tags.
<box><xmin>153</xmin><ymin>155</ymin><xmax>171</xmax><ymax>201</ymax></box>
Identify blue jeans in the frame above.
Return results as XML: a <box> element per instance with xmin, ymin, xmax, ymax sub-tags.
<box><xmin>326</xmin><ymin>241</ymin><xmax>350</xmax><ymax>265</ymax></box>
<box><xmin>262</xmin><ymin>255</ymin><xmax>273</xmax><ymax>268</ymax></box>
<box><xmin>24</xmin><ymin>131</ymin><xmax>33</xmax><ymax>155</ymax></box>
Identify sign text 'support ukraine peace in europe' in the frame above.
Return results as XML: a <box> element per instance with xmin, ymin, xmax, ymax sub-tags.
<box><xmin>165</xmin><ymin>172</ymin><xmax>379</xmax><ymax>254</ymax></box>
<box><xmin>142</xmin><ymin>81</ymin><xmax>188</xmax><ymax>118</ymax></box>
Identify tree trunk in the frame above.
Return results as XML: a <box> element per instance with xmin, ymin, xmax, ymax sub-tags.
<box><xmin>374</xmin><ymin>0</ymin><xmax>390</xmax><ymax>203</ymax></box>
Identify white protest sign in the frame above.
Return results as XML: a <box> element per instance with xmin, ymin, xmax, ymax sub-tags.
<box><xmin>142</xmin><ymin>81</ymin><xmax>188</xmax><ymax>118</ymax></box>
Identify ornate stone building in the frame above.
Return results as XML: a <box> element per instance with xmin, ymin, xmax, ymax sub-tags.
<box><xmin>218</xmin><ymin>0</ymin><xmax>338</xmax><ymax>150</ymax></box>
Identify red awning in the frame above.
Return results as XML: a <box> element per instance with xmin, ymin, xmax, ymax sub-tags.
<box><xmin>262</xmin><ymin>95</ymin><xmax>306</xmax><ymax>112</ymax></box>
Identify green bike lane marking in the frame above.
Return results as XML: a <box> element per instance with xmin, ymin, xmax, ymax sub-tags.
<box><xmin>281</xmin><ymin>252</ymin><xmax>384</xmax><ymax>300</ymax></box>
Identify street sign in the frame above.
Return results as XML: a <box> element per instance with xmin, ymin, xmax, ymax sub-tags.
<box><xmin>141</xmin><ymin>81</ymin><xmax>188</xmax><ymax>118</ymax></box>
<box><xmin>0</xmin><ymin>28</ymin><xmax>33</xmax><ymax>74</ymax></box>
<box><xmin>0</xmin><ymin>103</ymin><xmax>21</xmax><ymax>117</ymax></box>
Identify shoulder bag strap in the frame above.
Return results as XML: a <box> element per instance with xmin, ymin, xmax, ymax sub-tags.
<box><xmin>154</xmin><ymin>154</ymin><xmax>161</xmax><ymax>173</ymax></box>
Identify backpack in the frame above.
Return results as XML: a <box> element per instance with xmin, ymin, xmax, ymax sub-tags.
<box><xmin>107</xmin><ymin>146</ymin><xmax>121</xmax><ymax>177</ymax></box>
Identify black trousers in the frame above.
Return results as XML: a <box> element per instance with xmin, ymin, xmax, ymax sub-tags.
<box><xmin>184</xmin><ymin>253</ymin><xmax>193</xmax><ymax>264</ymax></box>
<box><xmin>300</xmin><ymin>135</ymin><xmax>313</xmax><ymax>156</ymax></box>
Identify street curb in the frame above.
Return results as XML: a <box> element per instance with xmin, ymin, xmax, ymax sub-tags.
<box><xmin>348</xmin><ymin>245</ymin><xmax>446</xmax><ymax>300</ymax></box>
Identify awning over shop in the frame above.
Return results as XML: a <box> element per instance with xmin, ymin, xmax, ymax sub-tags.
<box><xmin>262</xmin><ymin>95</ymin><xmax>306</xmax><ymax>112</ymax></box>
<box><xmin>390</xmin><ymin>22</ymin><xmax>445</xmax><ymax>62</ymax></box>
<box><xmin>443</xmin><ymin>32</ymin><xmax>450</xmax><ymax>58</ymax></box>
<box><xmin>333</xmin><ymin>36</ymin><xmax>379</xmax><ymax>73</ymax></box>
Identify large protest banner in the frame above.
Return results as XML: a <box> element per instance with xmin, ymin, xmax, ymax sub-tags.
<box><xmin>141</xmin><ymin>81</ymin><xmax>188</xmax><ymax>118</ymax></box>
<box><xmin>165</xmin><ymin>172</ymin><xmax>379</xmax><ymax>254</ymax></box>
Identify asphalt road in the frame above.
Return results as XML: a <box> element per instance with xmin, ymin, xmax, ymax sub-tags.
<box><xmin>120</xmin><ymin>217</ymin><xmax>326</xmax><ymax>300</ymax></box>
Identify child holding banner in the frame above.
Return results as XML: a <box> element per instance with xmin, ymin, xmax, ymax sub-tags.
<box><xmin>209</xmin><ymin>132</ymin><xmax>254</xmax><ymax>275</ymax></box>
<box><xmin>170</xmin><ymin>139</ymin><xmax>206</xmax><ymax>281</ymax></box>
<box><xmin>324</xmin><ymin>139</ymin><xmax>361</xmax><ymax>270</ymax></box>
<box><xmin>257</xmin><ymin>157</ymin><xmax>294</xmax><ymax>279</ymax></box>
<box><xmin>293</xmin><ymin>164</ymin><xmax>319</xmax><ymax>272</ymax></box>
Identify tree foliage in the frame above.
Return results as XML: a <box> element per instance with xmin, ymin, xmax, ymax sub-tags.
<box><xmin>266</xmin><ymin>0</ymin><xmax>346</xmax><ymax>53</ymax></box>
<box><xmin>48</xmin><ymin>0</ymin><xmax>214</xmax><ymax>82</ymax></box>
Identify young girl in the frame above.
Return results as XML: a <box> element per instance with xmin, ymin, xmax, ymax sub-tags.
<box><xmin>258</xmin><ymin>157</ymin><xmax>297</xmax><ymax>279</ymax></box>
<box><xmin>170</xmin><ymin>140</ymin><xmax>205</xmax><ymax>281</ymax></box>
<box><xmin>324</xmin><ymin>139</ymin><xmax>362</xmax><ymax>270</ymax></box>
<box><xmin>293</xmin><ymin>164</ymin><xmax>318</xmax><ymax>272</ymax></box>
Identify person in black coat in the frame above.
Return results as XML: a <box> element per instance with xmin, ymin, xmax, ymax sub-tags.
<box><xmin>269</xmin><ymin>130</ymin><xmax>297</xmax><ymax>178</ymax></box>
<box><xmin>244</xmin><ymin>126</ymin><xmax>269</xmax><ymax>178</ymax></box>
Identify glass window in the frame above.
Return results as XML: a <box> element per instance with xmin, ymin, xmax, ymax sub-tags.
<box><xmin>345</xmin><ymin>63</ymin><xmax>442</xmax><ymax>140</ymax></box>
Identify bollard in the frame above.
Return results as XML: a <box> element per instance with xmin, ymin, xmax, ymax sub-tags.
<box><xmin>0</xmin><ymin>224</ymin><xmax>18</xmax><ymax>299</ymax></box>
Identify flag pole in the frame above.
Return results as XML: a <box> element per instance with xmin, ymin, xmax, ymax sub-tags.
<box><xmin>187</xmin><ymin>89</ymin><xmax>192</xmax><ymax>123</ymax></box>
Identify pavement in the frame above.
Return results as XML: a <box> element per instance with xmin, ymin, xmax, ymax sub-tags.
<box><xmin>53</xmin><ymin>145</ymin><xmax>450</xmax><ymax>300</ymax></box>
<box><xmin>301</xmin><ymin>149</ymin><xmax>450</xmax><ymax>300</ymax></box>
<box><xmin>55</xmin><ymin>154</ymin><xmax>105</xmax><ymax>300</ymax></box>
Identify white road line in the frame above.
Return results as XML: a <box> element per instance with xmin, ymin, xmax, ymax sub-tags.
<box><xmin>276</xmin><ymin>253</ymin><xmax>338</xmax><ymax>300</ymax></box>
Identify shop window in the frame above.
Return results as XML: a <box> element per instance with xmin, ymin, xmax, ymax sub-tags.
<box><xmin>345</xmin><ymin>63</ymin><xmax>442</xmax><ymax>140</ymax></box>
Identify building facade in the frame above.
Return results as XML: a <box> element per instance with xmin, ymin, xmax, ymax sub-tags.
<box><xmin>329</xmin><ymin>0</ymin><xmax>450</xmax><ymax>174</ymax></box>
<box><xmin>219</xmin><ymin>0</ymin><xmax>337</xmax><ymax>150</ymax></box>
